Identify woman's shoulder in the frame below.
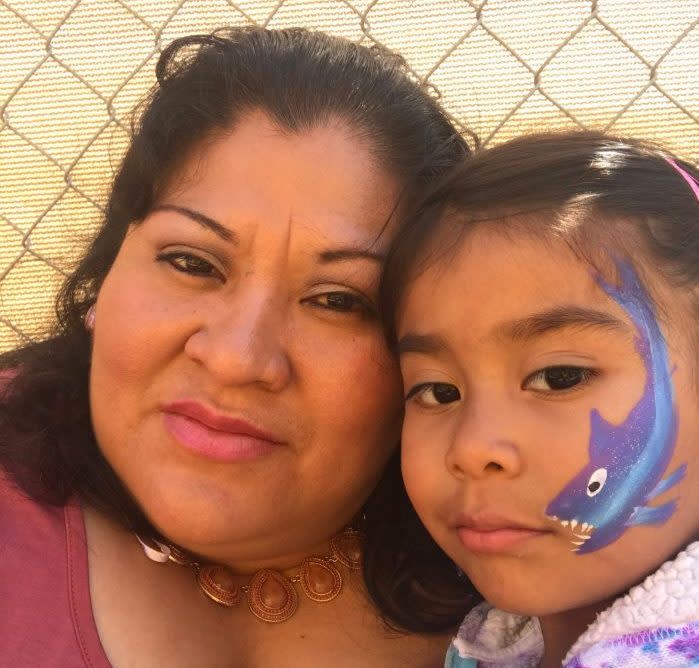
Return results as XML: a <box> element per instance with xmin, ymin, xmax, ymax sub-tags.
<box><xmin>0</xmin><ymin>470</ymin><xmax>109</xmax><ymax>666</ymax></box>
<box><xmin>0</xmin><ymin>468</ymin><xmax>78</xmax><ymax>608</ymax></box>
<box><xmin>0</xmin><ymin>367</ymin><xmax>78</xmax><ymax>559</ymax></box>
<box><xmin>0</xmin><ymin>467</ymin><xmax>70</xmax><ymax>543</ymax></box>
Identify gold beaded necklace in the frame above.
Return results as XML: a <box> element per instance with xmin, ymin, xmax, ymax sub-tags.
<box><xmin>137</xmin><ymin>528</ymin><xmax>363</xmax><ymax>623</ymax></box>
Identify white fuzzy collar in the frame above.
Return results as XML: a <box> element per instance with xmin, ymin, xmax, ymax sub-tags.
<box><xmin>565</xmin><ymin>540</ymin><xmax>699</xmax><ymax>660</ymax></box>
<box><xmin>452</xmin><ymin>541</ymin><xmax>699</xmax><ymax>666</ymax></box>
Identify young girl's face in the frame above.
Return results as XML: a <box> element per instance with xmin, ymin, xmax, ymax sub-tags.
<box><xmin>397</xmin><ymin>224</ymin><xmax>699</xmax><ymax>616</ymax></box>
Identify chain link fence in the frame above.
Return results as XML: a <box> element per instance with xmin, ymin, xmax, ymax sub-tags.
<box><xmin>1</xmin><ymin>0</ymin><xmax>698</xmax><ymax>351</ymax></box>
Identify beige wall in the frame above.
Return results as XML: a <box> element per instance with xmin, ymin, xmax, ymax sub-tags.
<box><xmin>1</xmin><ymin>0</ymin><xmax>698</xmax><ymax>350</ymax></box>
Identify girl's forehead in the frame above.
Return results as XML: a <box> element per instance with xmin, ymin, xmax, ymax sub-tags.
<box><xmin>396</xmin><ymin>230</ymin><xmax>646</xmax><ymax>372</ymax></box>
<box><xmin>403</xmin><ymin>226</ymin><xmax>604</xmax><ymax>310</ymax></box>
<box><xmin>396</xmin><ymin>220</ymin><xmax>699</xmax><ymax>367</ymax></box>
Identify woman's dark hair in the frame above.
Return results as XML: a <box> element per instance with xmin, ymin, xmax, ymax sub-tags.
<box><xmin>382</xmin><ymin>130</ymin><xmax>699</xmax><ymax>344</ymax></box>
<box><xmin>0</xmin><ymin>27</ymin><xmax>477</xmax><ymax>633</ymax></box>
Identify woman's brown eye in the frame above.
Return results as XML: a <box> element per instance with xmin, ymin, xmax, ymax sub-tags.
<box><xmin>310</xmin><ymin>292</ymin><xmax>374</xmax><ymax>316</ymax></box>
<box><xmin>157</xmin><ymin>252</ymin><xmax>219</xmax><ymax>278</ymax></box>
<box><xmin>326</xmin><ymin>293</ymin><xmax>360</xmax><ymax>311</ymax></box>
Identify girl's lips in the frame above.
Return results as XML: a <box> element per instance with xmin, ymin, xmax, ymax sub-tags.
<box><xmin>161</xmin><ymin>401</ymin><xmax>284</xmax><ymax>462</ymax></box>
<box><xmin>457</xmin><ymin>526</ymin><xmax>550</xmax><ymax>553</ymax></box>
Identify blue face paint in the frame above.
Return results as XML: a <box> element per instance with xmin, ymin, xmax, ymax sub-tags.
<box><xmin>545</xmin><ymin>261</ymin><xmax>686</xmax><ymax>554</ymax></box>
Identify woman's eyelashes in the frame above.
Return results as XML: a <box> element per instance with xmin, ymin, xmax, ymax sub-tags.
<box><xmin>405</xmin><ymin>382</ymin><xmax>461</xmax><ymax>406</ymax></box>
<box><xmin>156</xmin><ymin>250</ymin><xmax>224</xmax><ymax>281</ymax></box>
<box><xmin>304</xmin><ymin>291</ymin><xmax>377</xmax><ymax>318</ymax></box>
<box><xmin>157</xmin><ymin>248</ymin><xmax>377</xmax><ymax>318</ymax></box>
<box><xmin>522</xmin><ymin>365</ymin><xmax>599</xmax><ymax>393</ymax></box>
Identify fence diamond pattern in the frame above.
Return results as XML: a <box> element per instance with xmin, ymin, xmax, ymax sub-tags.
<box><xmin>1</xmin><ymin>0</ymin><xmax>698</xmax><ymax>350</ymax></box>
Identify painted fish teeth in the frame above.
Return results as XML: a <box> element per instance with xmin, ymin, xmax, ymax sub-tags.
<box><xmin>552</xmin><ymin>516</ymin><xmax>595</xmax><ymax>537</ymax></box>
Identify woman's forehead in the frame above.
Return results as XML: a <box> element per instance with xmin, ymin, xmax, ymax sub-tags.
<box><xmin>158</xmin><ymin>110</ymin><xmax>402</xmax><ymax>244</ymax></box>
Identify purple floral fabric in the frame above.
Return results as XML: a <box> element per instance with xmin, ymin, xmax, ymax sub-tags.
<box><xmin>565</xmin><ymin>622</ymin><xmax>699</xmax><ymax>667</ymax></box>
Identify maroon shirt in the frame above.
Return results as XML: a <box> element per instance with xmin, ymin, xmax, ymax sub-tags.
<box><xmin>0</xmin><ymin>471</ymin><xmax>112</xmax><ymax>667</ymax></box>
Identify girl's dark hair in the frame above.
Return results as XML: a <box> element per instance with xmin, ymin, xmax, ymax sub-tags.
<box><xmin>382</xmin><ymin>130</ymin><xmax>699</xmax><ymax>343</ymax></box>
<box><xmin>0</xmin><ymin>27</ymin><xmax>476</xmax><ymax>633</ymax></box>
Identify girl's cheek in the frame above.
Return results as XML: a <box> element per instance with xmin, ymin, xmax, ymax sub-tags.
<box><xmin>402</xmin><ymin>434</ymin><xmax>441</xmax><ymax>502</ymax></box>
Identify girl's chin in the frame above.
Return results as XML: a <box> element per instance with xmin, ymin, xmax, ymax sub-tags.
<box><xmin>473</xmin><ymin>583</ymin><xmax>611</xmax><ymax>619</ymax></box>
<box><xmin>462</xmin><ymin>571</ymin><xmax>573</xmax><ymax>617</ymax></box>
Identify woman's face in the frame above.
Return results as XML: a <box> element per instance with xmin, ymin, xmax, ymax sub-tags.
<box><xmin>397</xmin><ymin>225</ymin><xmax>699</xmax><ymax>616</ymax></box>
<box><xmin>90</xmin><ymin>110</ymin><xmax>403</xmax><ymax>566</ymax></box>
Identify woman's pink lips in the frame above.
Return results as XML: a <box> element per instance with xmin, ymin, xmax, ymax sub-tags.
<box><xmin>456</xmin><ymin>526</ymin><xmax>550</xmax><ymax>553</ymax></box>
<box><xmin>161</xmin><ymin>401</ymin><xmax>284</xmax><ymax>463</ymax></box>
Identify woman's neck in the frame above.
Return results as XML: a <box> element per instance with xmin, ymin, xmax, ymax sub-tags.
<box><xmin>538</xmin><ymin>599</ymin><xmax>610</xmax><ymax>668</ymax></box>
<box><xmin>178</xmin><ymin>529</ymin><xmax>349</xmax><ymax>575</ymax></box>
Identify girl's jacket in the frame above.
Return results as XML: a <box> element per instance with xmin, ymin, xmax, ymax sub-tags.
<box><xmin>445</xmin><ymin>541</ymin><xmax>699</xmax><ymax>667</ymax></box>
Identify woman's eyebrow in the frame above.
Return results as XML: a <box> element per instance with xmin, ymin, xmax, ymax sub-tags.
<box><xmin>496</xmin><ymin>306</ymin><xmax>631</xmax><ymax>342</ymax></box>
<box><xmin>152</xmin><ymin>204</ymin><xmax>237</xmax><ymax>243</ymax></box>
<box><xmin>317</xmin><ymin>248</ymin><xmax>385</xmax><ymax>263</ymax></box>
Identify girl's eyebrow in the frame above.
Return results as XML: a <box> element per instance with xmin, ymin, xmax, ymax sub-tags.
<box><xmin>398</xmin><ymin>307</ymin><xmax>630</xmax><ymax>357</ymax></box>
<box><xmin>397</xmin><ymin>332</ymin><xmax>449</xmax><ymax>356</ymax></box>
<box><xmin>152</xmin><ymin>204</ymin><xmax>237</xmax><ymax>243</ymax></box>
<box><xmin>496</xmin><ymin>306</ymin><xmax>631</xmax><ymax>342</ymax></box>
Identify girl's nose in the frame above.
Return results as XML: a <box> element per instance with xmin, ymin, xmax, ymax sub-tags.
<box><xmin>184</xmin><ymin>291</ymin><xmax>292</xmax><ymax>392</ymax></box>
<box><xmin>445</xmin><ymin>401</ymin><xmax>524</xmax><ymax>480</ymax></box>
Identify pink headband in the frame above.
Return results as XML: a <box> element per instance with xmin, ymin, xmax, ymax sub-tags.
<box><xmin>666</xmin><ymin>157</ymin><xmax>699</xmax><ymax>201</ymax></box>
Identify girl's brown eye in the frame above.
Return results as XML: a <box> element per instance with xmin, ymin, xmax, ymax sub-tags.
<box><xmin>406</xmin><ymin>382</ymin><xmax>460</xmax><ymax>406</ymax></box>
<box><xmin>524</xmin><ymin>366</ymin><xmax>597</xmax><ymax>392</ymax></box>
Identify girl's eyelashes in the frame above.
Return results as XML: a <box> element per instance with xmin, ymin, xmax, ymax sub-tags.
<box><xmin>405</xmin><ymin>382</ymin><xmax>461</xmax><ymax>406</ymax></box>
<box><xmin>405</xmin><ymin>365</ymin><xmax>598</xmax><ymax>408</ymax></box>
<box><xmin>522</xmin><ymin>365</ymin><xmax>599</xmax><ymax>393</ymax></box>
<box><xmin>156</xmin><ymin>250</ymin><xmax>223</xmax><ymax>280</ymax></box>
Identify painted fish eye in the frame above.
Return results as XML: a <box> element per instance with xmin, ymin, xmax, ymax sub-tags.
<box><xmin>587</xmin><ymin>468</ymin><xmax>607</xmax><ymax>497</ymax></box>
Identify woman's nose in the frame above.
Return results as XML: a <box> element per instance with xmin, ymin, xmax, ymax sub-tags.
<box><xmin>184</xmin><ymin>291</ymin><xmax>292</xmax><ymax>391</ymax></box>
<box><xmin>445</xmin><ymin>401</ymin><xmax>524</xmax><ymax>480</ymax></box>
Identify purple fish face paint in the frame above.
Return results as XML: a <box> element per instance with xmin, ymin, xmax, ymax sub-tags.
<box><xmin>545</xmin><ymin>261</ymin><xmax>686</xmax><ymax>554</ymax></box>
